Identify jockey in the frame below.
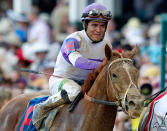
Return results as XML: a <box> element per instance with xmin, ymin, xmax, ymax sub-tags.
<box><xmin>34</xmin><ymin>2</ymin><xmax>112</xmax><ymax>118</ymax></box>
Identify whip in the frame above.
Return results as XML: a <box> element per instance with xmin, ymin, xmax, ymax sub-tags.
<box><xmin>15</xmin><ymin>67</ymin><xmax>63</xmax><ymax>78</ymax></box>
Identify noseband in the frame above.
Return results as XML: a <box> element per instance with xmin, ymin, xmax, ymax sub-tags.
<box><xmin>85</xmin><ymin>57</ymin><xmax>137</xmax><ymax>113</ymax></box>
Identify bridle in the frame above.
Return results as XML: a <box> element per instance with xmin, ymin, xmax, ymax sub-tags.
<box><xmin>85</xmin><ymin>56</ymin><xmax>138</xmax><ymax>113</ymax></box>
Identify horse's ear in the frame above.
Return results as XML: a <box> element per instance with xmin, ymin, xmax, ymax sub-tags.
<box><xmin>105</xmin><ymin>44</ymin><xmax>112</xmax><ymax>60</ymax></box>
<box><xmin>129</xmin><ymin>45</ymin><xmax>138</xmax><ymax>59</ymax></box>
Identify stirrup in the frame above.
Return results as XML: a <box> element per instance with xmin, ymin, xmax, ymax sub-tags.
<box><xmin>68</xmin><ymin>91</ymin><xmax>84</xmax><ymax>112</ymax></box>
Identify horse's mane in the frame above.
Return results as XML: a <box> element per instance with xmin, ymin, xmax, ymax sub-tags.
<box><xmin>82</xmin><ymin>50</ymin><xmax>123</xmax><ymax>94</ymax></box>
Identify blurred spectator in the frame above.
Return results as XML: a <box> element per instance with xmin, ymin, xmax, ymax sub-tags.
<box><xmin>0</xmin><ymin>29</ymin><xmax>22</xmax><ymax>78</ymax></box>
<box><xmin>147</xmin><ymin>15</ymin><xmax>161</xmax><ymax>65</ymax></box>
<box><xmin>106</xmin><ymin>19</ymin><xmax>121</xmax><ymax>45</ymax></box>
<box><xmin>139</xmin><ymin>62</ymin><xmax>160</xmax><ymax>96</ymax></box>
<box><xmin>0</xmin><ymin>87</ymin><xmax>12</xmax><ymax>109</ymax></box>
<box><xmin>122</xmin><ymin>17</ymin><xmax>145</xmax><ymax>46</ymax></box>
<box><xmin>114</xmin><ymin>111</ymin><xmax>130</xmax><ymax>131</ymax></box>
<box><xmin>46</xmin><ymin>42</ymin><xmax>61</xmax><ymax>61</ymax></box>
<box><xmin>139</xmin><ymin>62</ymin><xmax>160</xmax><ymax>78</ymax></box>
<box><xmin>122</xmin><ymin>44</ymin><xmax>132</xmax><ymax>51</ymax></box>
<box><xmin>0</xmin><ymin>47</ymin><xmax>18</xmax><ymax>76</ymax></box>
<box><xmin>0</xmin><ymin>76</ymin><xmax>13</xmax><ymax>89</ymax></box>
<box><xmin>1</xmin><ymin>31</ymin><xmax>22</xmax><ymax>50</ymax></box>
<box><xmin>27</xmin><ymin>6</ymin><xmax>52</xmax><ymax>44</ymax></box>
<box><xmin>30</xmin><ymin>41</ymin><xmax>50</xmax><ymax>71</ymax></box>
<box><xmin>16</xmin><ymin>48</ymin><xmax>33</xmax><ymax>68</ymax></box>
<box><xmin>67</xmin><ymin>24</ymin><xmax>78</xmax><ymax>35</ymax></box>
<box><xmin>7</xmin><ymin>10</ymin><xmax>29</xmax><ymax>43</ymax></box>
<box><xmin>39</xmin><ymin>13</ymin><xmax>50</xmax><ymax>25</ymax></box>
<box><xmin>31</xmin><ymin>60</ymin><xmax>55</xmax><ymax>90</ymax></box>
<box><xmin>13</xmin><ymin>77</ymin><xmax>28</xmax><ymax>92</ymax></box>
<box><xmin>0</xmin><ymin>17</ymin><xmax>13</xmax><ymax>35</ymax></box>
<box><xmin>50</xmin><ymin>0</ymin><xmax>69</xmax><ymax>43</ymax></box>
<box><xmin>21</xmin><ymin>40</ymin><xmax>60</xmax><ymax>63</ymax></box>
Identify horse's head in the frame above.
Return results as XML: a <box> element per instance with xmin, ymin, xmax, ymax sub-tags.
<box><xmin>105</xmin><ymin>44</ymin><xmax>144</xmax><ymax>119</ymax></box>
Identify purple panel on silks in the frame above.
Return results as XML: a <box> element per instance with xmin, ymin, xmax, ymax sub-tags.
<box><xmin>75</xmin><ymin>57</ymin><xmax>102</xmax><ymax>70</ymax></box>
<box><xmin>61</xmin><ymin>38</ymin><xmax>80</xmax><ymax>64</ymax></box>
<box><xmin>88</xmin><ymin>58</ymin><xmax>103</xmax><ymax>62</ymax></box>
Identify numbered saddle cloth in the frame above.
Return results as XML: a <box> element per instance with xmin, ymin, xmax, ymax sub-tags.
<box><xmin>18</xmin><ymin>96</ymin><xmax>49</xmax><ymax>131</ymax></box>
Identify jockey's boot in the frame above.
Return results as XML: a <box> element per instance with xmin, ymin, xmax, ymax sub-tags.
<box><xmin>33</xmin><ymin>90</ymin><xmax>70</xmax><ymax>122</ymax></box>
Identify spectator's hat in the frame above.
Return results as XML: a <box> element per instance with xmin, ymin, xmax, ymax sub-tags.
<box><xmin>126</xmin><ymin>17</ymin><xmax>141</xmax><ymax>28</ymax></box>
<box><xmin>32</xmin><ymin>41</ymin><xmax>49</xmax><ymax>54</ymax></box>
<box><xmin>0</xmin><ymin>48</ymin><xmax>18</xmax><ymax>74</ymax></box>
<box><xmin>126</xmin><ymin>28</ymin><xmax>145</xmax><ymax>45</ymax></box>
<box><xmin>145</xmin><ymin>66</ymin><xmax>160</xmax><ymax>78</ymax></box>
<box><xmin>7</xmin><ymin>10</ymin><xmax>28</xmax><ymax>22</ymax></box>
<box><xmin>0</xmin><ymin>18</ymin><xmax>13</xmax><ymax>34</ymax></box>
<box><xmin>148</xmin><ymin>23</ymin><xmax>161</xmax><ymax>38</ymax></box>
<box><xmin>2</xmin><ymin>31</ymin><xmax>22</xmax><ymax>47</ymax></box>
<box><xmin>39</xmin><ymin>13</ymin><xmax>50</xmax><ymax>23</ymax></box>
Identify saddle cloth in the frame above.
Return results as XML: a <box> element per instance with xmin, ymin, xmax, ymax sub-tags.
<box><xmin>18</xmin><ymin>95</ymin><xmax>61</xmax><ymax>131</ymax></box>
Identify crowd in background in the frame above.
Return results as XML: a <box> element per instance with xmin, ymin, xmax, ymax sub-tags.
<box><xmin>0</xmin><ymin>0</ymin><xmax>166</xmax><ymax>130</ymax></box>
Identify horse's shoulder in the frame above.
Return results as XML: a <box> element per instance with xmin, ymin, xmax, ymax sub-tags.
<box><xmin>51</xmin><ymin>99</ymin><xmax>84</xmax><ymax>130</ymax></box>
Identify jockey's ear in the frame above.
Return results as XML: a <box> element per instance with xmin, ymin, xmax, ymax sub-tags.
<box><xmin>105</xmin><ymin>44</ymin><xmax>112</xmax><ymax>60</ymax></box>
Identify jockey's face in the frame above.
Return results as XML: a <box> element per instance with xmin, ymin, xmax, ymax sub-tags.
<box><xmin>86</xmin><ymin>21</ymin><xmax>106</xmax><ymax>42</ymax></box>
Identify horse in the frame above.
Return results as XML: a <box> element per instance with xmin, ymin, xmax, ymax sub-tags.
<box><xmin>0</xmin><ymin>44</ymin><xmax>144</xmax><ymax>131</ymax></box>
<box><xmin>138</xmin><ymin>88</ymin><xmax>167</xmax><ymax>131</ymax></box>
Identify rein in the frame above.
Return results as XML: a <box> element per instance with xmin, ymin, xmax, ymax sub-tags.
<box><xmin>84</xmin><ymin>57</ymin><xmax>134</xmax><ymax>110</ymax></box>
<box><xmin>143</xmin><ymin>87</ymin><xmax>167</xmax><ymax>107</ymax></box>
<box><xmin>84</xmin><ymin>93</ymin><xmax>119</xmax><ymax>106</ymax></box>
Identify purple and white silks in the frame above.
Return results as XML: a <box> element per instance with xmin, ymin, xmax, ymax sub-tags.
<box><xmin>75</xmin><ymin>57</ymin><xmax>102</xmax><ymax>70</ymax></box>
<box><xmin>61</xmin><ymin>37</ymin><xmax>102</xmax><ymax>70</ymax></box>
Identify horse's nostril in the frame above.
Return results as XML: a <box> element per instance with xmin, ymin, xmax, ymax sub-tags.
<box><xmin>128</xmin><ymin>101</ymin><xmax>136</xmax><ymax>107</ymax></box>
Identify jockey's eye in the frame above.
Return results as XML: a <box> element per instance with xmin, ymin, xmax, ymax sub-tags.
<box><xmin>111</xmin><ymin>73</ymin><xmax>117</xmax><ymax>79</ymax></box>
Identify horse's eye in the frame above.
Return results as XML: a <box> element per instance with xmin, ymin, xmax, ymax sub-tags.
<box><xmin>112</xmin><ymin>73</ymin><xmax>117</xmax><ymax>79</ymax></box>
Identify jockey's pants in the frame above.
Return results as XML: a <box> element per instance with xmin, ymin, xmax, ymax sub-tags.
<box><xmin>49</xmin><ymin>76</ymin><xmax>82</xmax><ymax>102</ymax></box>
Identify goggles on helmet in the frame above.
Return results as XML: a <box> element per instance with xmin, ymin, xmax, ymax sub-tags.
<box><xmin>82</xmin><ymin>9</ymin><xmax>112</xmax><ymax>20</ymax></box>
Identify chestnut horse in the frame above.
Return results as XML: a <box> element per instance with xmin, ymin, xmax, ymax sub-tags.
<box><xmin>0</xmin><ymin>44</ymin><xmax>144</xmax><ymax>131</ymax></box>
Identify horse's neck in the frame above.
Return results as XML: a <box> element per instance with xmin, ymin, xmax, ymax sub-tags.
<box><xmin>88</xmin><ymin>67</ymin><xmax>107</xmax><ymax>99</ymax></box>
<box><xmin>81</xmin><ymin>67</ymin><xmax>117</xmax><ymax>130</ymax></box>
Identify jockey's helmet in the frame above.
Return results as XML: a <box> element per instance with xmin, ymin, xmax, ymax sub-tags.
<box><xmin>81</xmin><ymin>3</ymin><xmax>112</xmax><ymax>22</ymax></box>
